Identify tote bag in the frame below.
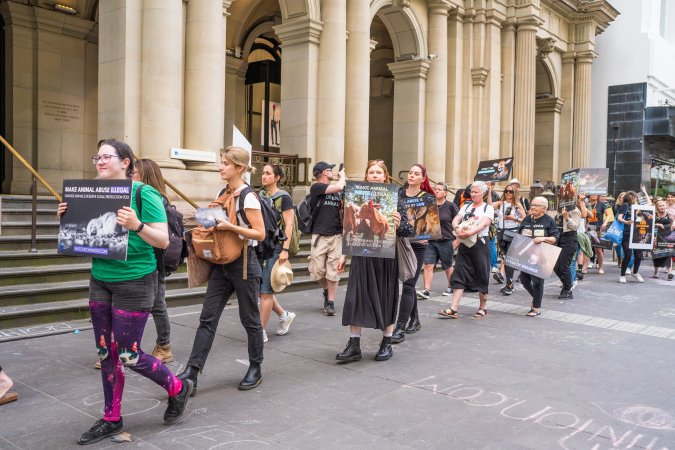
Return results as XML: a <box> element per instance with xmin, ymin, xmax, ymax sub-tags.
<box><xmin>396</xmin><ymin>237</ymin><xmax>417</xmax><ymax>283</ymax></box>
<box><xmin>604</xmin><ymin>219</ymin><xmax>624</xmax><ymax>245</ymax></box>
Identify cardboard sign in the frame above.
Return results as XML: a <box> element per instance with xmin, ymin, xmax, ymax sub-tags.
<box><xmin>474</xmin><ymin>158</ymin><xmax>513</xmax><ymax>182</ymax></box>
<box><xmin>578</xmin><ymin>168</ymin><xmax>609</xmax><ymax>195</ymax></box>
<box><xmin>629</xmin><ymin>204</ymin><xmax>655</xmax><ymax>250</ymax></box>
<box><xmin>342</xmin><ymin>181</ymin><xmax>398</xmax><ymax>259</ymax></box>
<box><xmin>504</xmin><ymin>234</ymin><xmax>562</xmax><ymax>279</ymax></box>
<box><xmin>58</xmin><ymin>180</ymin><xmax>133</xmax><ymax>260</ymax></box>
<box><xmin>403</xmin><ymin>194</ymin><xmax>442</xmax><ymax>241</ymax></box>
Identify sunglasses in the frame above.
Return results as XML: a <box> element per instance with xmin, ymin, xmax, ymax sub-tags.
<box><xmin>505</xmin><ymin>190</ymin><xmax>514</xmax><ymax>194</ymax></box>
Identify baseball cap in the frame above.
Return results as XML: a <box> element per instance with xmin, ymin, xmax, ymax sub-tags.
<box><xmin>313</xmin><ymin>161</ymin><xmax>335</xmax><ymax>177</ymax></box>
<box><xmin>507</xmin><ymin>178</ymin><xmax>521</xmax><ymax>186</ymax></box>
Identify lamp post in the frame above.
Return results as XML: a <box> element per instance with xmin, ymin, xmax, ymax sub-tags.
<box><xmin>530</xmin><ymin>178</ymin><xmax>544</xmax><ymax>200</ymax></box>
<box><xmin>542</xmin><ymin>181</ymin><xmax>557</xmax><ymax>211</ymax></box>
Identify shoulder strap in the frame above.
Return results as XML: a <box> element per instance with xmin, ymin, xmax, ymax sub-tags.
<box><xmin>135</xmin><ymin>183</ymin><xmax>145</xmax><ymax>219</ymax></box>
<box><xmin>134</xmin><ymin>183</ymin><xmax>166</xmax><ymax>277</ymax></box>
<box><xmin>238</xmin><ymin>185</ymin><xmax>256</xmax><ymax>227</ymax></box>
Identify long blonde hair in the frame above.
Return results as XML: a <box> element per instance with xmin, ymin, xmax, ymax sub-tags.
<box><xmin>364</xmin><ymin>159</ymin><xmax>390</xmax><ymax>181</ymax></box>
<box><xmin>220</xmin><ymin>146</ymin><xmax>256</xmax><ymax>177</ymax></box>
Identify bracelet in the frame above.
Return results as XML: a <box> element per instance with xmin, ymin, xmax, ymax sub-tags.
<box><xmin>280</xmin><ymin>248</ymin><xmax>289</xmax><ymax>253</ymax></box>
<box><xmin>135</xmin><ymin>222</ymin><xmax>145</xmax><ymax>233</ymax></box>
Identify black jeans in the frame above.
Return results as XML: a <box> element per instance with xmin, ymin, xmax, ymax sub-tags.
<box><xmin>519</xmin><ymin>273</ymin><xmax>545</xmax><ymax>309</ymax></box>
<box><xmin>398</xmin><ymin>243</ymin><xmax>427</xmax><ymax>323</ymax></box>
<box><xmin>186</xmin><ymin>248</ymin><xmax>263</xmax><ymax>369</ymax></box>
<box><xmin>620</xmin><ymin>237</ymin><xmax>643</xmax><ymax>276</ymax></box>
<box><xmin>554</xmin><ymin>232</ymin><xmax>578</xmax><ymax>291</ymax></box>
<box><xmin>499</xmin><ymin>239</ymin><xmax>515</xmax><ymax>286</ymax></box>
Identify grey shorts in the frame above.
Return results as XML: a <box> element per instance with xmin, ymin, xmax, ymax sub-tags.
<box><xmin>260</xmin><ymin>246</ymin><xmax>282</xmax><ymax>295</ymax></box>
<box><xmin>89</xmin><ymin>271</ymin><xmax>158</xmax><ymax>312</ymax></box>
<box><xmin>424</xmin><ymin>239</ymin><xmax>455</xmax><ymax>270</ymax></box>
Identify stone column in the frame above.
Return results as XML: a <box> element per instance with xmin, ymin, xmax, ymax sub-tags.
<box><xmin>98</xmin><ymin>0</ymin><xmax>142</xmax><ymax>153</ymax></box>
<box><xmin>224</xmin><ymin>57</ymin><xmax>247</xmax><ymax>147</ymax></box>
<box><xmin>274</xmin><ymin>19</ymin><xmax>322</xmax><ymax>165</ymax></box>
<box><xmin>344</xmin><ymin>0</ymin><xmax>370</xmax><ymax>179</ymax></box>
<box><xmin>140</xmin><ymin>0</ymin><xmax>184</xmax><ymax>167</ymax></box>
<box><xmin>388</xmin><ymin>60</ymin><xmax>429</xmax><ymax>179</ymax></box>
<box><xmin>424</xmin><ymin>2</ymin><xmax>450</xmax><ymax>182</ymax></box>
<box><xmin>558</xmin><ymin>52</ymin><xmax>575</xmax><ymax>171</ymax></box>
<box><xmin>512</xmin><ymin>22</ymin><xmax>537</xmax><ymax>185</ymax></box>
<box><xmin>572</xmin><ymin>52</ymin><xmax>595</xmax><ymax>168</ymax></box>
<box><xmin>499</xmin><ymin>21</ymin><xmax>516</xmax><ymax>159</ymax></box>
<box><xmin>316</xmin><ymin>0</ymin><xmax>346</xmax><ymax>165</ymax></box>
<box><xmin>446</xmin><ymin>10</ymin><xmax>464</xmax><ymax>186</ymax></box>
<box><xmin>184</xmin><ymin>0</ymin><xmax>226</xmax><ymax>155</ymax></box>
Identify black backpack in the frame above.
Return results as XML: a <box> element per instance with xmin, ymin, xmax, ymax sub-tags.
<box><xmin>136</xmin><ymin>184</ymin><xmax>189</xmax><ymax>277</ymax></box>
<box><xmin>295</xmin><ymin>194</ymin><xmax>316</xmax><ymax>234</ymax></box>
<box><xmin>238</xmin><ymin>186</ymin><xmax>286</xmax><ymax>262</ymax></box>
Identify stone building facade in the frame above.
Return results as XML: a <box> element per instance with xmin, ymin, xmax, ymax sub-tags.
<box><xmin>0</xmin><ymin>0</ymin><xmax>618</xmax><ymax>200</ymax></box>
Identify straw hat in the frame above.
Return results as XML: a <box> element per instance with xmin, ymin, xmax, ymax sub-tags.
<box><xmin>271</xmin><ymin>259</ymin><xmax>294</xmax><ymax>293</ymax></box>
<box><xmin>508</xmin><ymin>178</ymin><xmax>521</xmax><ymax>187</ymax></box>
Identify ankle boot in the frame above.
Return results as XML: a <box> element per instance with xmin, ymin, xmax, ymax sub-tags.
<box><xmin>405</xmin><ymin>314</ymin><xmax>421</xmax><ymax>334</ymax></box>
<box><xmin>238</xmin><ymin>362</ymin><xmax>262</xmax><ymax>390</ymax></box>
<box><xmin>374</xmin><ymin>336</ymin><xmax>393</xmax><ymax>361</ymax></box>
<box><xmin>390</xmin><ymin>321</ymin><xmax>406</xmax><ymax>344</ymax></box>
<box><xmin>335</xmin><ymin>337</ymin><xmax>362</xmax><ymax>362</ymax></box>
<box><xmin>177</xmin><ymin>365</ymin><xmax>199</xmax><ymax>396</ymax></box>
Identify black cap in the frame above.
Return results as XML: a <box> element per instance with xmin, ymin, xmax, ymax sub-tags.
<box><xmin>313</xmin><ymin>161</ymin><xmax>335</xmax><ymax>177</ymax></box>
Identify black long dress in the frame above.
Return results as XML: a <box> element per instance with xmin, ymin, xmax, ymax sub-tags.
<box><xmin>342</xmin><ymin>200</ymin><xmax>414</xmax><ymax>330</ymax></box>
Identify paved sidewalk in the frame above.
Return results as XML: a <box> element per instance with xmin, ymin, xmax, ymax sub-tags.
<box><xmin>1</xmin><ymin>263</ymin><xmax>674</xmax><ymax>449</ymax></box>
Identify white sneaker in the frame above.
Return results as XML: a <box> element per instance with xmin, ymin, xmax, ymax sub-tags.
<box><xmin>262</xmin><ymin>329</ymin><xmax>269</xmax><ymax>343</ymax></box>
<box><xmin>632</xmin><ymin>273</ymin><xmax>644</xmax><ymax>283</ymax></box>
<box><xmin>626</xmin><ymin>268</ymin><xmax>632</xmax><ymax>274</ymax></box>
<box><xmin>276</xmin><ymin>311</ymin><xmax>296</xmax><ymax>336</ymax></box>
<box><xmin>588</xmin><ymin>263</ymin><xmax>594</xmax><ymax>269</ymax></box>
<box><xmin>442</xmin><ymin>287</ymin><xmax>453</xmax><ymax>296</ymax></box>
<box><xmin>491</xmin><ymin>267</ymin><xmax>499</xmax><ymax>274</ymax></box>
<box><xmin>619</xmin><ymin>276</ymin><xmax>626</xmax><ymax>284</ymax></box>
<box><xmin>571</xmin><ymin>281</ymin><xmax>577</xmax><ymax>290</ymax></box>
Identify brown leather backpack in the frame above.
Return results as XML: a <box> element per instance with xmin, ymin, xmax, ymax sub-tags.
<box><xmin>191</xmin><ymin>189</ymin><xmax>244</xmax><ymax>265</ymax></box>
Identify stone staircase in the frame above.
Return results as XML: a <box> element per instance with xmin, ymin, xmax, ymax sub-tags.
<box><xmin>0</xmin><ymin>195</ymin><xmax>349</xmax><ymax>330</ymax></box>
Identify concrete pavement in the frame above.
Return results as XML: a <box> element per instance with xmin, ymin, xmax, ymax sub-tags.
<box><xmin>1</xmin><ymin>261</ymin><xmax>674</xmax><ymax>449</ymax></box>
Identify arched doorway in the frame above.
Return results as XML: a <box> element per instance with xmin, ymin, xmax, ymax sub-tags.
<box><xmin>533</xmin><ymin>58</ymin><xmax>563</xmax><ymax>183</ymax></box>
<box><xmin>369</xmin><ymin>16</ymin><xmax>395</xmax><ymax>172</ymax></box>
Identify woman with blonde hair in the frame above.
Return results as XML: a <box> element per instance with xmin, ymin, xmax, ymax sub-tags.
<box><xmin>178</xmin><ymin>146</ymin><xmax>266</xmax><ymax>392</ymax></box>
<box><xmin>334</xmin><ymin>160</ymin><xmax>413</xmax><ymax>362</ymax></box>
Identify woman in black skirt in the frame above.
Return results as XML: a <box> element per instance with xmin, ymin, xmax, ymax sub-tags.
<box><xmin>335</xmin><ymin>160</ymin><xmax>413</xmax><ymax>362</ymax></box>
<box><xmin>438</xmin><ymin>181</ymin><xmax>495</xmax><ymax>319</ymax></box>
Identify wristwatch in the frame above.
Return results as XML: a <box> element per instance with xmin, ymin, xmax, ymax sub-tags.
<box><xmin>135</xmin><ymin>222</ymin><xmax>145</xmax><ymax>233</ymax></box>
<box><xmin>280</xmin><ymin>248</ymin><xmax>289</xmax><ymax>253</ymax></box>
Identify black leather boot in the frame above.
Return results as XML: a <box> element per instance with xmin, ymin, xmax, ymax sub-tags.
<box><xmin>374</xmin><ymin>336</ymin><xmax>393</xmax><ymax>361</ymax></box>
<box><xmin>335</xmin><ymin>337</ymin><xmax>362</xmax><ymax>362</ymax></box>
<box><xmin>390</xmin><ymin>321</ymin><xmax>406</xmax><ymax>344</ymax></box>
<box><xmin>238</xmin><ymin>362</ymin><xmax>262</xmax><ymax>390</ymax></box>
<box><xmin>405</xmin><ymin>314</ymin><xmax>421</xmax><ymax>334</ymax></box>
<box><xmin>177</xmin><ymin>365</ymin><xmax>199</xmax><ymax>397</ymax></box>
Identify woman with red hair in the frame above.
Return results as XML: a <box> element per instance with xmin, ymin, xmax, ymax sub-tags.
<box><xmin>392</xmin><ymin>164</ymin><xmax>435</xmax><ymax>344</ymax></box>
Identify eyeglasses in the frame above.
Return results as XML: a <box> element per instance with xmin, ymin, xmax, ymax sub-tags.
<box><xmin>92</xmin><ymin>154</ymin><xmax>120</xmax><ymax>165</ymax></box>
<box><xmin>505</xmin><ymin>190</ymin><xmax>514</xmax><ymax>194</ymax></box>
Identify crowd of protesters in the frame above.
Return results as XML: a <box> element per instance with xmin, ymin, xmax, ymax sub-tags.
<box><xmin>3</xmin><ymin>138</ymin><xmax>672</xmax><ymax>446</ymax></box>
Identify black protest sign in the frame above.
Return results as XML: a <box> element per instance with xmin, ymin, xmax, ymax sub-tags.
<box><xmin>474</xmin><ymin>158</ymin><xmax>513</xmax><ymax>182</ymax></box>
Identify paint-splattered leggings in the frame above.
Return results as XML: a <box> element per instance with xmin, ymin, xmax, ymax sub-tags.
<box><xmin>89</xmin><ymin>272</ymin><xmax>182</xmax><ymax>422</ymax></box>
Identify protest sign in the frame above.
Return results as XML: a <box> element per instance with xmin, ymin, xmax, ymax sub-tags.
<box><xmin>558</xmin><ymin>169</ymin><xmax>580</xmax><ymax>210</ymax></box>
<box><xmin>629</xmin><ymin>204</ymin><xmax>655</xmax><ymax>250</ymax></box>
<box><xmin>403</xmin><ymin>193</ymin><xmax>442</xmax><ymax>241</ymax></box>
<box><xmin>504</xmin><ymin>234</ymin><xmax>561</xmax><ymax>279</ymax></box>
<box><xmin>578</xmin><ymin>168</ymin><xmax>609</xmax><ymax>195</ymax></box>
<box><xmin>474</xmin><ymin>158</ymin><xmax>513</xmax><ymax>182</ymax></box>
<box><xmin>57</xmin><ymin>179</ymin><xmax>132</xmax><ymax>260</ymax></box>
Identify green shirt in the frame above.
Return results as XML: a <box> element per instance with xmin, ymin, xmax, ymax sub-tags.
<box><xmin>91</xmin><ymin>181</ymin><xmax>167</xmax><ymax>282</ymax></box>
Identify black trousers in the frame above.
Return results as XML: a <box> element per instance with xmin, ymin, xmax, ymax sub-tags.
<box><xmin>554</xmin><ymin>232</ymin><xmax>578</xmax><ymax>291</ymax></box>
<box><xmin>187</xmin><ymin>248</ymin><xmax>263</xmax><ymax>369</ymax></box>
<box><xmin>519</xmin><ymin>273</ymin><xmax>545</xmax><ymax>309</ymax></box>
<box><xmin>398</xmin><ymin>243</ymin><xmax>427</xmax><ymax>323</ymax></box>
<box><xmin>499</xmin><ymin>239</ymin><xmax>515</xmax><ymax>286</ymax></box>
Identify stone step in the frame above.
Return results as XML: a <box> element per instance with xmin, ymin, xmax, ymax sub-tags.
<box><xmin>0</xmin><ymin>195</ymin><xmax>59</xmax><ymax>210</ymax></box>
<box><xmin>0</xmin><ymin>234</ymin><xmax>59</xmax><ymax>251</ymax></box>
<box><xmin>0</xmin><ymin>258</ymin><xmax>325</xmax><ymax>286</ymax></box>
<box><xmin>0</xmin><ymin>249</ymin><xmax>91</xmax><ymax>267</ymax></box>
<box><xmin>0</xmin><ymin>221</ymin><xmax>61</xmax><ymax>236</ymax></box>
<box><xmin>0</xmin><ymin>273</ymin><xmax>350</xmax><ymax>330</ymax></box>
<box><xmin>1</xmin><ymin>208</ymin><xmax>59</xmax><ymax>223</ymax></box>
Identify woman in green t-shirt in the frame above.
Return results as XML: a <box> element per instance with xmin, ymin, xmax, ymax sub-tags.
<box><xmin>57</xmin><ymin>139</ymin><xmax>192</xmax><ymax>444</ymax></box>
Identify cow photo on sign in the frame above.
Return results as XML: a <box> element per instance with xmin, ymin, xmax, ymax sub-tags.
<box><xmin>558</xmin><ymin>169</ymin><xmax>580</xmax><ymax>210</ymax></box>
<box><xmin>474</xmin><ymin>158</ymin><xmax>514</xmax><ymax>182</ymax></box>
<box><xmin>57</xmin><ymin>179</ymin><xmax>133</xmax><ymax>260</ymax></box>
<box><xmin>342</xmin><ymin>181</ymin><xmax>398</xmax><ymax>258</ymax></box>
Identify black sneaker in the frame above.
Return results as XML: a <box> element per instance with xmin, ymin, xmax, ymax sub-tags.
<box><xmin>500</xmin><ymin>285</ymin><xmax>514</xmax><ymax>296</ymax></box>
<box><xmin>164</xmin><ymin>379</ymin><xmax>193</xmax><ymax>424</ymax></box>
<box><xmin>416</xmin><ymin>289</ymin><xmax>430</xmax><ymax>299</ymax></box>
<box><xmin>492</xmin><ymin>272</ymin><xmax>505</xmax><ymax>284</ymax></box>
<box><xmin>576</xmin><ymin>272</ymin><xmax>584</xmax><ymax>280</ymax></box>
<box><xmin>559</xmin><ymin>290</ymin><xmax>574</xmax><ymax>299</ymax></box>
<box><xmin>77</xmin><ymin>418</ymin><xmax>123</xmax><ymax>445</ymax></box>
<box><xmin>324</xmin><ymin>301</ymin><xmax>335</xmax><ymax>316</ymax></box>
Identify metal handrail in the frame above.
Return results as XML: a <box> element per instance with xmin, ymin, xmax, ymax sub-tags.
<box><xmin>163</xmin><ymin>178</ymin><xmax>199</xmax><ymax>210</ymax></box>
<box><xmin>0</xmin><ymin>134</ymin><xmax>62</xmax><ymax>201</ymax></box>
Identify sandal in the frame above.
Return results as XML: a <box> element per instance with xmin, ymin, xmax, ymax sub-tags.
<box><xmin>526</xmin><ymin>309</ymin><xmax>541</xmax><ymax>317</ymax></box>
<box><xmin>474</xmin><ymin>309</ymin><xmax>488</xmax><ymax>319</ymax></box>
<box><xmin>438</xmin><ymin>308</ymin><xmax>458</xmax><ymax>319</ymax></box>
